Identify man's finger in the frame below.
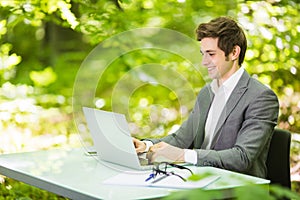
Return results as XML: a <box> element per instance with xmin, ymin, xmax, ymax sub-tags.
<box><xmin>149</xmin><ymin>145</ymin><xmax>157</xmax><ymax>152</ymax></box>
<box><xmin>146</xmin><ymin>151</ymin><xmax>154</xmax><ymax>162</ymax></box>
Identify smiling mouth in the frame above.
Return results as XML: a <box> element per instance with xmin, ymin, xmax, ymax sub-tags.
<box><xmin>207</xmin><ymin>67</ymin><xmax>216</xmax><ymax>72</ymax></box>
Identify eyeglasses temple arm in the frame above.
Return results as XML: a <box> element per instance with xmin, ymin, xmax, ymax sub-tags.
<box><xmin>169</xmin><ymin>163</ymin><xmax>194</xmax><ymax>174</ymax></box>
<box><xmin>150</xmin><ymin>174</ymin><xmax>169</xmax><ymax>184</ymax></box>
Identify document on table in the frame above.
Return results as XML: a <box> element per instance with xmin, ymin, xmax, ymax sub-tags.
<box><xmin>103</xmin><ymin>171</ymin><xmax>220</xmax><ymax>189</ymax></box>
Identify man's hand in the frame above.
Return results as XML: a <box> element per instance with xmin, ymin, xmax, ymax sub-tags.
<box><xmin>133</xmin><ymin>138</ymin><xmax>146</xmax><ymax>153</ymax></box>
<box><xmin>146</xmin><ymin>142</ymin><xmax>185</xmax><ymax>163</ymax></box>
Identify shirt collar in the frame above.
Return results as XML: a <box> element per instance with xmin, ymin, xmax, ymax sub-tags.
<box><xmin>210</xmin><ymin>67</ymin><xmax>245</xmax><ymax>98</ymax></box>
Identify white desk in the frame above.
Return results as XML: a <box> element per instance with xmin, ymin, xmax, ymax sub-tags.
<box><xmin>0</xmin><ymin>148</ymin><xmax>269</xmax><ymax>200</ymax></box>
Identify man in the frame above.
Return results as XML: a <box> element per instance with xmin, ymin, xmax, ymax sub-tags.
<box><xmin>133</xmin><ymin>16</ymin><xmax>279</xmax><ymax>178</ymax></box>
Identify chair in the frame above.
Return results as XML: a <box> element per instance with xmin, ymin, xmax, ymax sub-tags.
<box><xmin>266</xmin><ymin>128</ymin><xmax>291</xmax><ymax>189</ymax></box>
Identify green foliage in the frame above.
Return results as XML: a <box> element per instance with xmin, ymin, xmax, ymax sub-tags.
<box><xmin>164</xmin><ymin>188</ymin><xmax>224</xmax><ymax>200</ymax></box>
<box><xmin>0</xmin><ymin>177</ymin><xmax>67</xmax><ymax>200</ymax></box>
<box><xmin>238</xmin><ymin>1</ymin><xmax>300</xmax><ymax>133</ymax></box>
<box><xmin>30</xmin><ymin>67</ymin><xmax>57</xmax><ymax>87</ymax></box>
<box><xmin>74</xmin><ymin>0</ymin><xmax>237</xmax><ymax>43</ymax></box>
<box><xmin>0</xmin><ymin>81</ymin><xmax>78</xmax><ymax>153</ymax></box>
<box><xmin>0</xmin><ymin>43</ymin><xmax>21</xmax><ymax>83</ymax></box>
<box><xmin>187</xmin><ymin>172</ymin><xmax>215</xmax><ymax>181</ymax></box>
<box><xmin>164</xmin><ymin>184</ymin><xmax>300</xmax><ymax>200</ymax></box>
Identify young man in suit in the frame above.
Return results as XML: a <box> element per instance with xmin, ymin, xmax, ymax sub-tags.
<box><xmin>133</xmin><ymin>16</ymin><xmax>279</xmax><ymax>178</ymax></box>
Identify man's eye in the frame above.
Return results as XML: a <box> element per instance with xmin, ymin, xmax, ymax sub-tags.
<box><xmin>209</xmin><ymin>53</ymin><xmax>215</xmax><ymax>56</ymax></box>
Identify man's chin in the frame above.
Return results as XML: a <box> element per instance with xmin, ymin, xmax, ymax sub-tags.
<box><xmin>208</xmin><ymin>73</ymin><xmax>218</xmax><ymax>80</ymax></box>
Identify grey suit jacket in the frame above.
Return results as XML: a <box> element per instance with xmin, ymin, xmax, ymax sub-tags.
<box><xmin>148</xmin><ymin>71</ymin><xmax>279</xmax><ymax>178</ymax></box>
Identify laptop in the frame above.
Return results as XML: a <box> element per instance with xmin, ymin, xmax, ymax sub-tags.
<box><xmin>82</xmin><ymin>107</ymin><xmax>152</xmax><ymax>170</ymax></box>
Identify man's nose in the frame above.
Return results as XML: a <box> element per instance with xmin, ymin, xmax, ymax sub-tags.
<box><xmin>202</xmin><ymin>54</ymin><xmax>210</xmax><ymax>66</ymax></box>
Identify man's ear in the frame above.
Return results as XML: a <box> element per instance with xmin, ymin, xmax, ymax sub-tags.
<box><xmin>231</xmin><ymin>45</ymin><xmax>241</xmax><ymax>61</ymax></box>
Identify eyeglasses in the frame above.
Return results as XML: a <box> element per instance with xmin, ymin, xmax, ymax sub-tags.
<box><xmin>145</xmin><ymin>162</ymin><xmax>193</xmax><ymax>183</ymax></box>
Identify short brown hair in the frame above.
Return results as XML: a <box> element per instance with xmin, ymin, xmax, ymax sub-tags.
<box><xmin>196</xmin><ymin>16</ymin><xmax>247</xmax><ymax>66</ymax></box>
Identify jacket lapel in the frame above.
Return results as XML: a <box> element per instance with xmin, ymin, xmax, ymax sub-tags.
<box><xmin>210</xmin><ymin>71</ymin><xmax>250</xmax><ymax>148</ymax></box>
<box><xmin>194</xmin><ymin>85</ymin><xmax>214</xmax><ymax>148</ymax></box>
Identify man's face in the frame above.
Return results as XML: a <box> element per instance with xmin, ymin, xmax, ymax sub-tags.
<box><xmin>200</xmin><ymin>37</ymin><xmax>235</xmax><ymax>82</ymax></box>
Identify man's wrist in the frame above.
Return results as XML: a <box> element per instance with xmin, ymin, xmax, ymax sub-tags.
<box><xmin>143</xmin><ymin>140</ymin><xmax>153</xmax><ymax>152</ymax></box>
<box><xmin>184</xmin><ymin>149</ymin><xmax>197</xmax><ymax>164</ymax></box>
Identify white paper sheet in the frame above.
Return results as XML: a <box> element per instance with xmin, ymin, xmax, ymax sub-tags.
<box><xmin>103</xmin><ymin>171</ymin><xmax>220</xmax><ymax>189</ymax></box>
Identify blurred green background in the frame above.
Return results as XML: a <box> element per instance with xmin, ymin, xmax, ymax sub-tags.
<box><xmin>0</xmin><ymin>0</ymin><xmax>299</xmax><ymax>198</ymax></box>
